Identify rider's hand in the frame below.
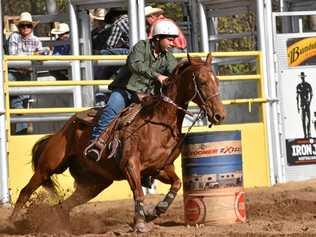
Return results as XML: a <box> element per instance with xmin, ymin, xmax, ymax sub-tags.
<box><xmin>156</xmin><ymin>74</ymin><xmax>168</xmax><ymax>85</ymax></box>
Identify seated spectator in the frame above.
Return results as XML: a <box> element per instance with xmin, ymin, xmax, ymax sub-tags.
<box><xmin>4</xmin><ymin>23</ymin><xmax>18</xmax><ymax>54</ymax></box>
<box><xmin>8</xmin><ymin>12</ymin><xmax>43</xmax><ymax>134</ymax></box>
<box><xmin>50</xmin><ymin>22</ymin><xmax>71</xmax><ymax>80</ymax></box>
<box><xmin>145</xmin><ymin>6</ymin><xmax>187</xmax><ymax>52</ymax></box>
<box><xmin>51</xmin><ymin>22</ymin><xmax>70</xmax><ymax>55</ymax></box>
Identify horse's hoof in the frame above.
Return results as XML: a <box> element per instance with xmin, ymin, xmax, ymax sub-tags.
<box><xmin>134</xmin><ymin>222</ymin><xmax>154</xmax><ymax>233</ymax></box>
<box><xmin>145</xmin><ymin>208</ymin><xmax>159</xmax><ymax>222</ymax></box>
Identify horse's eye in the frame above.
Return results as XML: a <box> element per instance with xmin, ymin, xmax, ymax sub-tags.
<box><xmin>198</xmin><ymin>80</ymin><xmax>208</xmax><ymax>86</ymax></box>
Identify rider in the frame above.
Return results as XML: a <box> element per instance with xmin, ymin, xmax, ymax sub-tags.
<box><xmin>85</xmin><ymin>19</ymin><xmax>179</xmax><ymax>161</ymax></box>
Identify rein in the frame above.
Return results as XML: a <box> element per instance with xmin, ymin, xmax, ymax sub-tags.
<box><xmin>154</xmin><ymin>67</ymin><xmax>220</xmax><ymax>174</ymax></box>
<box><xmin>192</xmin><ymin>72</ymin><xmax>220</xmax><ymax>113</ymax></box>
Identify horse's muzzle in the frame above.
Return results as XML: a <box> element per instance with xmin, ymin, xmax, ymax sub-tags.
<box><xmin>207</xmin><ymin>112</ymin><xmax>225</xmax><ymax>127</ymax></box>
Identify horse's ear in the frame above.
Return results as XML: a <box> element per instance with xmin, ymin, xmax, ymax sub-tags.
<box><xmin>206</xmin><ymin>53</ymin><xmax>212</xmax><ymax>65</ymax></box>
<box><xmin>187</xmin><ymin>53</ymin><xmax>192</xmax><ymax>64</ymax></box>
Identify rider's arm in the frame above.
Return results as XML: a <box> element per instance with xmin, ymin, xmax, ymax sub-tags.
<box><xmin>127</xmin><ymin>40</ymin><xmax>160</xmax><ymax>80</ymax></box>
<box><xmin>165</xmin><ymin>53</ymin><xmax>178</xmax><ymax>75</ymax></box>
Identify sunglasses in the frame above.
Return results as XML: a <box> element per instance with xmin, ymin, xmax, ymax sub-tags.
<box><xmin>19</xmin><ymin>24</ymin><xmax>33</xmax><ymax>29</ymax></box>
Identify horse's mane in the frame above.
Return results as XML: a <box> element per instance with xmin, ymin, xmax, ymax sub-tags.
<box><xmin>171</xmin><ymin>57</ymin><xmax>205</xmax><ymax>78</ymax></box>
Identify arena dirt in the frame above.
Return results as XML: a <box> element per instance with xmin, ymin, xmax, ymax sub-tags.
<box><xmin>2</xmin><ymin>179</ymin><xmax>316</xmax><ymax>236</ymax></box>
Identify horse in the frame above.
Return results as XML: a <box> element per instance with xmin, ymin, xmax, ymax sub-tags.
<box><xmin>10</xmin><ymin>53</ymin><xmax>225</xmax><ymax>233</ymax></box>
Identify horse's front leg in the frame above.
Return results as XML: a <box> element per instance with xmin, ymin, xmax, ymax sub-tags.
<box><xmin>124</xmin><ymin>158</ymin><xmax>153</xmax><ymax>233</ymax></box>
<box><xmin>145</xmin><ymin>164</ymin><xmax>181</xmax><ymax>222</ymax></box>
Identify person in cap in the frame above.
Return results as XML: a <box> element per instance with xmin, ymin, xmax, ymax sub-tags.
<box><xmin>8</xmin><ymin>12</ymin><xmax>43</xmax><ymax>134</ymax></box>
<box><xmin>50</xmin><ymin>22</ymin><xmax>71</xmax><ymax>81</ymax></box>
<box><xmin>296</xmin><ymin>72</ymin><xmax>313</xmax><ymax>138</ymax></box>
<box><xmin>145</xmin><ymin>6</ymin><xmax>187</xmax><ymax>51</ymax></box>
<box><xmin>85</xmin><ymin>19</ymin><xmax>179</xmax><ymax>161</ymax></box>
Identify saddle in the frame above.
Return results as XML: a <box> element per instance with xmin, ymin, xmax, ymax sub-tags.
<box><xmin>82</xmin><ymin>103</ymin><xmax>143</xmax><ymax>161</ymax></box>
<box><xmin>75</xmin><ymin>107</ymin><xmax>103</xmax><ymax>126</ymax></box>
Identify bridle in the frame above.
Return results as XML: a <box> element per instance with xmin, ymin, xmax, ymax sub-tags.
<box><xmin>160</xmin><ymin>66</ymin><xmax>220</xmax><ymax>124</ymax></box>
<box><xmin>155</xmin><ymin>65</ymin><xmax>221</xmax><ymax>172</ymax></box>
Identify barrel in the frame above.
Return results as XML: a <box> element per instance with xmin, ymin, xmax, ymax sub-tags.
<box><xmin>181</xmin><ymin>131</ymin><xmax>246</xmax><ymax>225</ymax></box>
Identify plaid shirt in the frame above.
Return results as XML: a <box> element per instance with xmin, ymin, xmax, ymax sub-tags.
<box><xmin>8</xmin><ymin>32</ymin><xmax>42</xmax><ymax>55</ymax></box>
<box><xmin>106</xmin><ymin>14</ymin><xmax>129</xmax><ymax>49</ymax></box>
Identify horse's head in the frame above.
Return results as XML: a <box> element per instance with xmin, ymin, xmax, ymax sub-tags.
<box><xmin>185</xmin><ymin>53</ymin><xmax>225</xmax><ymax>125</ymax></box>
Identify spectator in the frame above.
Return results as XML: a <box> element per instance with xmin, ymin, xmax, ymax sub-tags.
<box><xmin>145</xmin><ymin>6</ymin><xmax>187</xmax><ymax>52</ymax></box>
<box><xmin>94</xmin><ymin>8</ymin><xmax>129</xmax><ymax>80</ymax></box>
<box><xmin>50</xmin><ymin>22</ymin><xmax>71</xmax><ymax>80</ymax></box>
<box><xmin>51</xmin><ymin>23</ymin><xmax>70</xmax><ymax>55</ymax></box>
<box><xmin>102</xmin><ymin>7</ymin><xmax>129</xmax><ymax>54</ymax></box>
<box><xmin>8</xmin><ymin>12</ymin><xmax>42</xmax><ymax>134</ymax></box>
<box><xmin>4</xmin><ymin>23</ymin><xmax>18</xmax><ymax>54</ymax></box>
<box><xmin>90</xmin><ymin>8</ymin><xmax>109</xmax><ymax>54</ymax></box>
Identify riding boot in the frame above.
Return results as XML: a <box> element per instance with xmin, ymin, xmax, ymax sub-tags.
<box><xmin>84</xmin><ymin>138</ymin><xmax>106</xmax><ymax>162</ymax></box>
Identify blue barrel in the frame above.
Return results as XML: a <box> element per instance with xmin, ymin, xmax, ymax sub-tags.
<box><xmin>181</xmin><ymin>131</ymin><xmax>246</xmax><ymax>225</ymax></box>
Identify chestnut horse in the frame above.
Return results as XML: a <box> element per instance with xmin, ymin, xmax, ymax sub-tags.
<box><xmin>11</xmin><ymin>53</ymin><xmax>225</xmax><ymax>232</ymax></box>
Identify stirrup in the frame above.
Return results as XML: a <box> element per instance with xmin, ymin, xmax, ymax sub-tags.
<box><xmin>84</xmin><ymin>142</ymin><xmax>101</xmax><ymax>162</ymax></box>
<box><xmin>86</xmin><ymin>148</ymin><xmax>101</xmax><ymax>162</ymax></box>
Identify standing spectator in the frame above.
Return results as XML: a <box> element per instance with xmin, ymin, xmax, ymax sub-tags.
<box><xmin>102</xmin><ymin>7</ymin><xmax>129</xmax><ymax>54</ymax></box>
<box><xmin>8</xmin><ymin>12</ymin><xmax>42</xmax><ymax>134</ymax></box>
<box><xmin>145</xmin><ymin>6</ymin><xmax>187</xmax><ymax>52</ymax></box>
<box><xmin>95</xmin><ymin>8</ymin><xmax>129</xmax><ymax>80</ymax></box>
<box><xmin>90</xmin><ymin>8</ymin><xmax>109</xmax><ymax>54</ymax></box>
<box><xmin>50</xmin><ymin>22</ymin><xmax>71</xmax><ymax>80</ymax></box>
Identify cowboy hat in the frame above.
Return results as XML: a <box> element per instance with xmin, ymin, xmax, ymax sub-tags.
<box><xmin>15</xmin><ymin>12</ymin><xmax>39</xmax><ymax>27</ymax></box>
<box><xmin>300</xmin><ymin>72</ymin><xmax>307</xmax><ymax>78</ymax></box>
<box><xmin>51</xmin><ymin>23</ymin><xmax>70</xmax><ymax>35</ymax></box>
<box><xmin>144</xmin><ymin>6</ymin><xmax>164</xmax><ymax>17</ymax></box>
<box><xmin>89</xmin><ymin>8</ymin><xmax>107</xmax><ymax>20</ymax></box>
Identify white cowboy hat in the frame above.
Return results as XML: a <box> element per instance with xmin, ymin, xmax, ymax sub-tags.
<box><xmin>15</xmin><ymin>12</ymin><xmax>39</xmax><ymax>27</ymax></box>
<box><xmin>51</xmin><ymin>23</ymin><xmax>70</xmax><ymax>35</ymax></box>
<box><xmin>89</xmin><ymin>8</ymin><xmax>107</xmax><ymax>20</ymax></box>
<box><xmin>144</xmin><ymin>6</ymin><xmax>164</xmax><ymax>17</ymax></box>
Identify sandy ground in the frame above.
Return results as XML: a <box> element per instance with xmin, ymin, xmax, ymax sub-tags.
<box><xmin>2</xmin><ymin>179</ymin><xmax>316</xmax><ymax>236</ymax></box>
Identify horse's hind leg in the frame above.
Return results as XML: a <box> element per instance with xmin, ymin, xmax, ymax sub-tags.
<box><xmin>10</xmin><ymin>169</ymin><xmax>50</xmax><ymax>220</ymax></box>
<box><xmin>145</xmin><ymin>164</ymin><xmax>181</xmax><ymax>222</ymax></box>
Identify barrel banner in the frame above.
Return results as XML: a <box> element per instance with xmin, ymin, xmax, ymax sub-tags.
<box><xmin>181</xmin><ymin>131</ymin><xmax>242</xmax><ymax>192</ymax></box>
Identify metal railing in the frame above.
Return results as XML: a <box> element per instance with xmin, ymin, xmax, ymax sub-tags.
<box><xmin>4</xmin><ymin>51</ymin><xmax>267</xmax><ymax>135</ymax></box>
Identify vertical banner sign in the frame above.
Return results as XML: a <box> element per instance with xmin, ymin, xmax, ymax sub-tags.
<box><xmin>281</xmin><ymin>68</ymin><xmax>316</xmax><ymax>165</ymax></box>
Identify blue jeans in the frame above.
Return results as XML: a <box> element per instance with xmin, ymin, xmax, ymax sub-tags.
<box><xmin>94</xmin><ymin>48</ymin><xmax>129</xmax><ymax>80</ymax></box>
<box><xmin>9</xmin><ymin>71</ymin><xmax>31</xmax><ymax>133</ymax></box>
<box><xmin>91</xmin><ymin>89</ymin><xmax>132</xmax><ymax>139</ymax></box>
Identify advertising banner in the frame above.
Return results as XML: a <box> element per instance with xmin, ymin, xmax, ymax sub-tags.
<box><xmin>287</xmin><ymin>37</ymin><xmax>316</xmax><ymax>67</ymax></box>
<box><xmin>281</xmin><ymin>68</ymin><xmax>316</xmax><ymax>165</ymax></box>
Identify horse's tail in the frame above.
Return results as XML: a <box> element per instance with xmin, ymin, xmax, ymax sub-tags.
<box><xmin>31</xmin><ymin>135</ymin><xmax>60</xmax><ymax>195</ymax></box>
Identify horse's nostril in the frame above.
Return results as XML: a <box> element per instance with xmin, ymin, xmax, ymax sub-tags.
<box><xmin>214</xmin><ymin>113</ymin><xmax>223</xmax><ymax>123</ymax></box>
